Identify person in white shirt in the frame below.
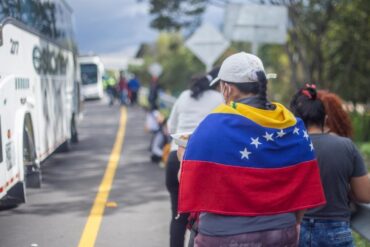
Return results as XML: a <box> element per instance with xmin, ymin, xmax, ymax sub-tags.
<box><xmin>165</xmin><ymin>68</ymin><xmax>224</xmax><ymax>247</ymax></box>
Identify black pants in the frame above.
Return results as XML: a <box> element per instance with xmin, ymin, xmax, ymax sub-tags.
<box><xmin>131</xmin><ymin>91</ymin><xmax>138</xmax><ymax>104</ymax></box>
<box><xmin>166</xmin><ymin>151</ymin><xmax>189</xmax><ymax>247</ymax></box>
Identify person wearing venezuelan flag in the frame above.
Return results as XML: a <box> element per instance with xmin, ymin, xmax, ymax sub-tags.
<box><xmin>177</xmin><ymin>52</ymin><xmax>326</xmax><ymax>247</ymax></box>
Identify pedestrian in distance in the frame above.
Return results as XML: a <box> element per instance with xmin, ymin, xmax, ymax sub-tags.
<box><xmin>145</xmin><ymin>105</ymin><xmax>163</xmax><ymax>152</ymax></box>
<box><xmin>166</xmin><ymin>68</ymin><xmax>224</xmax><ymax>247</ymax></box>
<box><xmin>150</xmin><ymin>118</ymin><xmax>170</xmax><ymax>164</ymax></box>
<box><xmin>117</xmin><ymin>71</ymin><xmax>129</xmax><ymax>105</ymax></box>
<box><xmin>148</xmin><ymin>77</ymin><xmax>161</xmax><ymax>110</ymax></box>
<box><xmin>177</xmin><ymin>52</ymin><xmax>326</xmax><ymax>247</ymax></box>
<box><xmin>290</xmin><ymin>84</ymin><xmax>370</xmax><ymax>247</ymax></box>
<box><xmin>103</xmin><ymin>75</ymin><xmax>117</xmax><ymax>106</ymax></box>
<box><xmin>128</xmin><ymin>74</ymin><xmax>141</xmax><ymax>105</ymax></box>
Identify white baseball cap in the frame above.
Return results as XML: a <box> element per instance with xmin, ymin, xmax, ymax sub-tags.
<box><xmin>210</xmin><ymin>52</ymin><xmax>272</xmax><ymax>86</ymax></box>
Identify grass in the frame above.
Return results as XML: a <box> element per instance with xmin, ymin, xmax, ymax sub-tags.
<box><xmin>359</xmin><ymin>143</ymin><xmax>370</xmax><ymax>172</ymax></box>
<box><xmin>353</xmin><ymin>142</ymin><xmax>370</xmax><ymax>245</ymax></box>
<box><xmin>354</xmin><ymin>231</ymin><xmax>370</xmax><ymax>246</ymax></box>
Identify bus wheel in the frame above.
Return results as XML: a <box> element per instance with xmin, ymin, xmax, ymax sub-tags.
<box><xmin>71</xmin><ymin>115</ymin><xmax>79</xmax><ymax>143</ymax></box>
<box><xmin>24</xmin><ymin>114</ymin><xmax>42</xmax><ymax>188</ymax></box>
<box><xmin>25</xmin><ymin>165</ymin><xmax>42</xmax><ymax>188</ymax></box>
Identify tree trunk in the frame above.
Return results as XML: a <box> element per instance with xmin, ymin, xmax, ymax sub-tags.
<box><xmin>285</xmin><ymin>44</ymin><xmax>299</xmax><ymax>90</ymax></box>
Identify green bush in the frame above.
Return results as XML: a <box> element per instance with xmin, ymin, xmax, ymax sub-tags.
<box><xmin>351</xmin><ymin>112</ymin><xmax>370</xmax><ymax>142</ymax></box>
<box><xmin>353</xmin><ymin>231</ymin><xmax>370</xmax><ymax>246</ymax></box>
<box><xmin>359</xmin><ymin>143</ymin><xmax>370</xmax><ymax>171</ymax></box>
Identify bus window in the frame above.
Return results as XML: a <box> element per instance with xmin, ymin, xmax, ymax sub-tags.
<box><xmin>0</xmin><ymin>1</ymin><xmax>13</xmax><ymax>22</ymax></box>
<box><xmin>0</xmin><ymin>0</ymin><xmax>75</xmax><ymax>51</ymax></box>
<box><xmin>0</xmin><ymin>117</ymin><xmax>2</xmax><ymax>163</ymax></box>
<box><xmin>0</xmin><ymin>4</ymin><xmax>3</xmax><ymax>21</ymax></box>
<box><xmin>81</xmin><ymin>64</ymin><xmax>98</xmax><ymax>85</ymax></box>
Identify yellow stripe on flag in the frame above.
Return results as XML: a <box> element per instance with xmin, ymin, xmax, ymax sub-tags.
<box><xmin>212</xmin><ymin>102</ymin><xmax>296</xmax><ymax>129</ymax></box>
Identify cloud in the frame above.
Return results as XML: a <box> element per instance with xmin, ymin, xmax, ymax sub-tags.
<box><xmin>203</xmin><ymin>4</ymin><xmax>224</xmax><ymax>30</ymax></box>
<box><xmin>67</xmin><ymin>0</ymin><xmax>157</xmax><ymax>55</ymax></box>
<box><xmin>99</xmin><ymin>45</ymin><xmax>146</xmax><ymax>70</ymax></box>
<box><xmin>66</xmin><ymin>0</ymin><xmax>226</xmax><ymax>57</ymax></box>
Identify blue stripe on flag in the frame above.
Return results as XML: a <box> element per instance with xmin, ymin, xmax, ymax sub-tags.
<box><xmin>184</xmin><ymin>113</ymin><xmax>315</xmax><ymax>169</ymax></box>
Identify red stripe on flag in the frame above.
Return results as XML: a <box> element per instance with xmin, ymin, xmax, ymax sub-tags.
<box><xmin>179</xmin><ymin>160</ymin><xmax>326</xmax><ymax>216</ymax></box>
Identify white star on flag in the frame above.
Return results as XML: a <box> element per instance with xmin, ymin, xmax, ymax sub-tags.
<box><xmin>276</xmin><ymin>129</ymin><xmax>286</xmax><ymax>138</ymax></box>
<box><xmin>240</xmin><ymin>147</ymin><xmax>251</xmax><ymax>159</ymax></box>
<box><xmin>303</xmin><ymin>130</ymin><xmax>309</xmax><ymax>140</ymax></box>
<box><xmin>263</xmin><ymin>132</ymin><xmax>274</xmax><ymax>141</ymax></box>
<box><xmin>293</xmin><ymin>127</ymin><xmax>300</xmax><ymax>135</ymax></box>
<box><xmin>250</xmin><ymin>137</ymin><xmax>262</xmax><ymax>148</ymax></box>
<box><xmin>309</xmin><ymin>142</ymin><xmax>314</xmax><ymax>151</ymax></box>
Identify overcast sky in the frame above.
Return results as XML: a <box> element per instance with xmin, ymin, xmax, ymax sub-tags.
<box><xmin>68</xmin><ymin>0</ymin><xmax>223</xmax><ymax>59</ymax></box>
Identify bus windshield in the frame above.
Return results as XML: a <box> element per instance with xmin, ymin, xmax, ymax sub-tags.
<box><xmin>81</xmin><ymin>64</ymin><xmax>98</xmax><ymax>85</ymax></box>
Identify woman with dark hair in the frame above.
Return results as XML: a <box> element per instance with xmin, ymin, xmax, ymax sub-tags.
<box><xmin>290</xmin><ymin>84</ymin><xmax>370</xmax><ymax>247</ymax></box>
<box><xmin>177</xmin><ymin>52</ymin><xmax>326</xmax><ymax>247</ymax></box>
<box><xmin>317</xmin><ymin>90</ymin><xmax>353</xmax><ymax>138</ymax></box>
<box><xmin>165</xmin><ymin>68</ymin><xmax>223</xmax><ymax>247</ymax></box>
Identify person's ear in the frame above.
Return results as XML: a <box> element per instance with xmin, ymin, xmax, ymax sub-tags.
<box><xmin>227</xmin><ymin>84</ymin><xmax>237</xmax><ymax>99</ymax></box>
<box><xmin>221</xmin><ymin>82</ymin><xmax>228</xmax><ymax>95</ymax></box>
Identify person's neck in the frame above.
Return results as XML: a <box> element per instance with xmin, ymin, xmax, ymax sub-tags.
<box><xmin>233</xmin><ymin>93</ymin><xmax>257</xmax><ymax>102</ymax></box>
<box><xmin>307</xmin><ymin>125</ymin><xmax>324</xmax><ymax>134</ymax></box>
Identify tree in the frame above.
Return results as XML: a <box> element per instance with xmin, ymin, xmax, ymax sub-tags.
<box><xmin>129</xmin><ymin>33</ymin><xmax>204</xmax><ymax>94</ymax></box>
<box><xmin>149</xmin><ymin>0</ymin><xmax>207</xmax><ymax>31</ymax></box>
<box><xmin>323</xmin><ymin>0</ymin><xmax>370</xmax><ymax>104</ymax></box>
<box><xmin>148</xmin><ymin>0</ymin><xmax>370</xmax><ymax>104</ymax></box>
<box><xmin>284</xmin><ymin>0</ymin><xmax>337</xmax><ymax>85</ymax></box>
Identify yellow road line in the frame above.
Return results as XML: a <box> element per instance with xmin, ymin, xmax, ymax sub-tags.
<box><xmin>78</xmin><ymin>107</ymin><xmax>127</xmax><ymax>247</ymax></box>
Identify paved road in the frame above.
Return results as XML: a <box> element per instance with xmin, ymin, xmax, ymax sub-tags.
<box><xmin>0</xmin><ymin>100</ymin><xmax>171</xmax><ymax>247</ymax></box>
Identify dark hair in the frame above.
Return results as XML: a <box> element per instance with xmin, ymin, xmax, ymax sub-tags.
<box><xmin>256</xmin><ymin>71</ymin><xmax>268</xmax><ymax>106</ymax></box>
<box><xmin>190</xmin><ymin>75</ymin><xmax>211</xmax><ymax>99</ymax></box>
<box><xmin>190</xmin><ymin>67</ymin><xmax>220</xmax><ymax>99</ymax></box>
<box><xmin>225</xmin><ymin>70</ymin><xmax>268</xmax><ymax>106</ymax></box>
<box><xmin>229</xmin><ymin>82</ymin><xmax>259</xmax><ymax>95</ymax></box>
<box><xmin>290</xmin><ymin>85</ymin><xmax>326</xmax><ymax>129</ymax></box>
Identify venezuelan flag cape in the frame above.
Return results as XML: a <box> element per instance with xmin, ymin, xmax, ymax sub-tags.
<box><xmin>178</xmin><ymin>102</ymin><xmax>326</xmax><ymax>216</ymax></box>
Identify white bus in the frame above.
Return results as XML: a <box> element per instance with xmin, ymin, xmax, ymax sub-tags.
<box><xmin>0</xmin><ymin>0</ymin><xmax>81</xmax><ymax>205</ymax></box>
<box><xmin>79</xmin><ymin>55</ymin><xmax>105</xmax><ymax>100</ymax></box>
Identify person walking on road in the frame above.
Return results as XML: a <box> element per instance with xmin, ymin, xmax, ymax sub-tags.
<box><xmin>290</xmin><ymin>85</ymin><xmax>370</xmax><ymax>247</ymax></box>
<box><xmin>128</xmin><ymin>74</ymin><xmax>141</xmax><ymax>105</ymax></box>
<box><xmin>117</xmin><ymin>72</ymin><xmax>128</xmax><ymax>105</ymax></box>
<box><xmin>166</xmin><ymin>69</ymin><xmax>223</xmax><ymax>247</ymax></box>
<box><xmin>103</xmin><ymin>75</ymin><xmax>117</xmax><ymax>106</ymax></box>
<box><xmin>177</xmin><ymin>52</ymin><xmax>326</xmax><ymax>247</ymax></box>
